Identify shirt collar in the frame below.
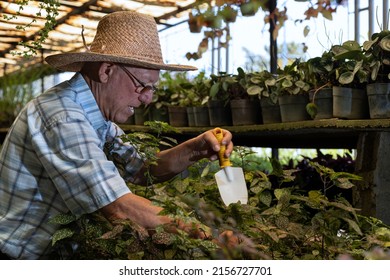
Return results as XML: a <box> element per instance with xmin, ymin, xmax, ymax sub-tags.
<box><xmin>68</xmin><ymin>73</ymin><xmax>111</xmax><ymax>141</ymax></box>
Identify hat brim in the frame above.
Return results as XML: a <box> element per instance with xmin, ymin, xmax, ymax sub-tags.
<box><xmin>45</xmin><ymin>52</ymin><xmax>197</xmax><ymax>72</ymax></box>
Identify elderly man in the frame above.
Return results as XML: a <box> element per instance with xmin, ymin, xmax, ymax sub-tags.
<box><xmin>0</xmin><ymin>11</ymin><xmax>233</xmax><ymax>259</ymax></box>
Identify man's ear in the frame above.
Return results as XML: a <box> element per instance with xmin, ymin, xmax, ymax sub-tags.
<box><xmin>98</xmin><ymin>62</ymin><xmax>115</xmax><ymax>83</ymax></box>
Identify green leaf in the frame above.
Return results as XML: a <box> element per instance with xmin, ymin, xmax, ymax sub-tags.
<box><xmin>201</xmin><ymin>163</ymin><xmax>210</xmax><ymax>177</ymax></box>
<box><xmin>275</xmin><ymin>188</ymin><xmax>290</xmax><ymax>201</ymax></box>
<box><xmin>342</xmin><ymin>217</ymin><xmax>363</xmax><ymax>235</ymax></box>
<box><xmin>363</xmin><ymin>37</ymin><xmax>379</xmax><ymax>51</ymax></box>
<box><xmin>247</xmin><ymin>85</ymin><xmax>261</xmax><ymax>95</ymax></box>
<box><xmin>164</xmin><ymin>249</ymin><xmax>177</xmax><ymax>259</ymax></box>
<box><xmin>259</xmin><ymin>190</ymin><xmax>272</xmax><ymax>207</ymax></box>
<box><xmin>210</xmin><ymin>83</ymin><xmax>220</xmax><ymax>98</ymax></box>
<box><xmin>49</xmin><ymin>213</ymin><xmax>77</xmax><ymax>225</ymax></box>
<box><xmin>306</xmin><ymin>102</ymin><xmax>318</xmax><ymax>119</ymax></box>
<box><xmin>379</xmin><ymin>35</ymin><xmax>390</xmax><ymax>51</ymax></box>
<box><xmin>282</xmin><ymin>79</ymin><xmax>293</xmax><ymax>88</ymax></box>
<box><xmin>265</xmin><ymin>78</ymin><xmax>276</xmax><ymax>87</ymax></box>
<box><xmin>342</xmin><ymin>40</ymin><xmax>361</xmax><ymax>51</ymax></box>
<box><xmin>51</xmin><ymin>228</ymin><xmax>75</xmax><ymax>246</ymax></box>
<box><xmin>338</xmin><ymin>71</ymin><xmax>354</xmax><ymax>85</ymax></box>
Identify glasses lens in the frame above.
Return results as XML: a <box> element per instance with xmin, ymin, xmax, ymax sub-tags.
<box><xmin>142</xmin><ymin>85</ymin><xmax>157</xmax><ymax>94</ymax></box>
<box><xmin>120</xmin><ymin>65</ymin><xmax>157</xmax><ymax>93</ymax></box>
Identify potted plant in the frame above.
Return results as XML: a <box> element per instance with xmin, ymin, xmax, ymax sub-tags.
<box><xmin>185</xmin><ymin>71</ymin><xmax>211</xmax><ymax>127</ymax></box>
<box><xmin>276</xmin><ymin>59</ymin><xmax>311</xmax><ymax>122</ymax></box>
<box><xmin>188</xmin><ymin>10</ymin><xmax>204</xmax><ymax>33</ymax></box>
<box><xmin>219</xmin><ymin>5</ymin><xmax>238</xmax><ymax>23</ymax></box>
<box><xmin>228</xmin><ymin>67</ymin><xmax>262</xmax><ymax>125</ymax></box>
<box><xmin>363</xmin><ymin>30</ymin><xmax>390</xmax><ymax>118</ymax></box>
<box><xmin>245</xmin><ymin>70</ymin><xmax>281</xmax><ymax>124</ymax></box>
<box><xmin>331</xmin><ymin>40</ymin><xmax>370</xmax><ymax>119</ymax></box>
<box><xmin>147</xmin><ymin>84</ymin><xmax>170</xmax><ymax>124</ymax></box>
<box><xmin>158</xmin><ymin>72</ymin><xmax>192</xmax><ymax>127</ymax></box>
<box><xmin>303</xmin><ymin>51</ymin><xmax>336</xmax><ymax>120</ymax></box>
<box><xmin>239</xmin><ymin>0</ymin><xmax>261</xmax><ymax>17</ymax></box>
<box><xmin>202</xmin><ymin>7</ymin><xmax>223</xmax><ymax>29</ymax></box>
<box><xmin>207</xmin><ymin>72</ymin><xmax>233</xmax><ymax>126</ymax></box>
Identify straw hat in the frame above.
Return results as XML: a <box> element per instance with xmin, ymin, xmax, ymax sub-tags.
<box><xmin>45</xmin><ymin>11</ymin><xmax>197</xmax><ymax>72</ymax></box>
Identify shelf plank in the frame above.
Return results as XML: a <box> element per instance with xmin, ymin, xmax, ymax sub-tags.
<box><xmin>120</xmin><ymin>118</ymin><xmax>390</xmax><ymax>149</ymax></box>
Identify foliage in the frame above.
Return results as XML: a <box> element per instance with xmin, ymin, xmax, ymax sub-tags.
<box><xmin>362</xmin><ymin>30</ymin><xmax>390</xmax><ymax>83</ymax></box>
<box><xmin>301</xmin><ymin>50</ymin><xmax>335</xmax><ymax>90</ymax></box>
<box><xmin>2</xmin><ymin>0</ymin><xmax>60</xmax><ymax>57</ymax></box>
<box><xmin>151</xmin><ymin>72</ymin><xmax>211</xmax><ymax>110</ymax></box>
<box><xmin>208</xmin><ymin>68</ymin><xmax>250</xmax><ymax>102</ymax></box>
<box><xmin>186</xmin><ymin>71</ymin><xmax>212</xmax><ymax>106</ymax></box>
<box><xmin>119</xmin><ymin>121</ymin><xmax>179</xmax><ymax>185</ymax></box>
<box><xmin>0</xmin><ymin>64</ymin><xmax>56</xmax><ymax>127</ymax></box>
<box><xmin>275</xmin><ymin>59</ymin><xmax>311</xmax><ymax>96</ymax></box>
<box><xmin>282</xmin><ymin>150</ymin><xmax>356</xmax><ymax>202</ymax></box>
<box><xmin>330</xmin><ymin>40</ymin><xmax>370</xmax><ymax>88</ymax></box>
<box><xmin>245</xmin><ymin>70</ymin><xmax>278</xmax><ymax>103</ymax></box>
<box><xmin>49</xmin><ymin>122</ymin><xmax>390</xmax><ymax>260</ymax></box>
<box><xmin>186</xmin><ymin>0</ymin><xmax>344</xmax><ymax>61</ymax></box>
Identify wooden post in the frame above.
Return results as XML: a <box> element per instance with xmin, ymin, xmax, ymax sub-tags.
<box><xmin>354</xmin><ymin>132</ymin><xmax>390</xmax><ymax>225</ymax></box>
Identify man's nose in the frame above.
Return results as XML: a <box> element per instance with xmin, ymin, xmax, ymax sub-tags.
<box><xmin>139</xmin><ymin>90</ymin><xmax>153</xmax><ymax>105</ymax></box>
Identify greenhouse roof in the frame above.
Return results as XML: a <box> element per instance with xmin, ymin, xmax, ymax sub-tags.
<box><xmin>0</xmin><ymin>0</ymin><xmax>197</xmax><ymax>76</ymax></box>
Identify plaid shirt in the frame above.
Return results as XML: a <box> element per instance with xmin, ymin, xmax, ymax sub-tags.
<box><xmin>0</xmin><ymin>73</ymin><xmax>142</xmax><ymax>259</ymax></box>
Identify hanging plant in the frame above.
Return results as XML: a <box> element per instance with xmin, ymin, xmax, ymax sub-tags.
<box><xmin>2</xmin><ymin>0</ymin><xmax>60</xmax><ymax>57</ymax></box>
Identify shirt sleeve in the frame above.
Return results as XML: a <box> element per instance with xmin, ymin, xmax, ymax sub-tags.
<box><xmin>32</xmin><ymin>117</ymin><xmax>131</xmax><ymax>217</ymax></box>
<box><xmin>103</xmin><ymin>123</ymin><xmax>144</xmax><ymax>182</ymax></box>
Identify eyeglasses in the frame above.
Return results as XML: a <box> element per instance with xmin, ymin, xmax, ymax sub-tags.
<box><xmin>119</xmin><ymin>65</ymin><xmax>157</xmax><ymax>94</ymax></box>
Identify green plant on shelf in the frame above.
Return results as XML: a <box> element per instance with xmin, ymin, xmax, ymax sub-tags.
<box><xmin>185</xmin><ymin>71</ymin><xmax>212</xmax><ymax>107</ymax></box>
<box><xmin>362</xmin><ymin>30</ymin><xmax>390</xmax><ymax>83</ymax></box>
<box><xmin>331</xmin><ymin>40</ymin><xmax>370</xmax><ymax>88</ymax></box>
<box><xmin>245</xmin><ymin>70</ymin><xmax>278</xmax><ymax>104</ymax></box>
<box><xmin>275</xmin><ymin>59</ymin><xmax>311</xmax><ymax>96</ymax></box>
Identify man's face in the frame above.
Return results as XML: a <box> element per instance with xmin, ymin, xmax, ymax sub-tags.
<box><xmin>101</xmin><ymin>64</ymin><xmax>160</xmax><ymax>123</ymax></box>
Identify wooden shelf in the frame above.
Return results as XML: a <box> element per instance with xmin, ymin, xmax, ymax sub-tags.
<box><xmin>121</xmin><ymin>118</ymin><xmax>390</xmax><ymax>149</ymax></box>
<box><xmin>2</xmin><ymin>118</ymin><xmax>390</xmax><ymax>149</ymax></box>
